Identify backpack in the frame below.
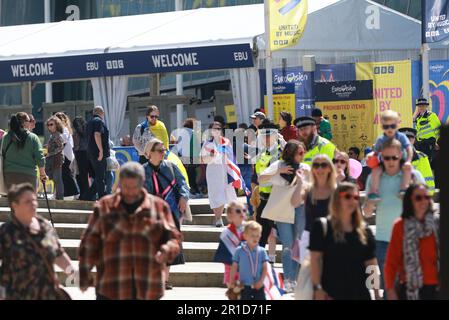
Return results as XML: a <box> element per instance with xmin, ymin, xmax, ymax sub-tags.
<box><xmin>294</xmin><ymin>217</ymin><xmax>328</xmax><ymax>300</ymax></box>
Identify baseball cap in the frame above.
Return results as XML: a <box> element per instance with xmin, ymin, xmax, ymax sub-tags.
<box><xmin>250</xmin><ymin>111</ymin><xmax>266</xmax><ymax>120</ymax></box>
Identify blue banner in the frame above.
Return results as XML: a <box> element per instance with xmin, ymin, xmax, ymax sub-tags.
<box><xmin>423</xmin><ymin>0</ymin><xmax>449</xmax><ymax>43</ymax></box>
<box><xmin>315</xmin><ymin>63</ymin><xmax>356</xmax><ymax>82</ymax></box>
<box><xmin>429</xmin><ymin>60</ymin><xmax>449</xmax><ymax>123</ymax></box>
<box><xmin>0</xmin><ymin>44</ymin><xmax>254</xmax><ymax>84</ymax></box>
<box><xmin>259</xmin><ymin>66</ymin><xmax>313</xmax><ymax>117</ymax></box>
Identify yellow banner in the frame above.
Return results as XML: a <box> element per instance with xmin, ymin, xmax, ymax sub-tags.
<box><xmin>264</xmin><ymin>93</ymin><xmax>296</xmax><ymax>123</ymax></box>
<box><xmin>224</xmin><ymin>104</ymin><xmax>238</xmax><ymax>123</ymax></box>
<box><xmin>356</xmin><ymin>60</ymin><xmax>413</xmax><ymax>136</ymax></box>
<box><xmin>316</xmin><ymin>100</ymin><xmax>376</xmax><ymax>153</ymax></box>
<box><xmin>269</xmin><ymin>0</ymin><xmax>308</xmax><ymax>51</ymax></box>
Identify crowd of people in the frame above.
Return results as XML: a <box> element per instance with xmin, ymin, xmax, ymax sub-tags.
<box><xmin>0</xmin><ymin>97</ymin><xmax>442</xmax><ymax>300</ymax></box>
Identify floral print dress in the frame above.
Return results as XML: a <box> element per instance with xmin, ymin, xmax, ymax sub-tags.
<box><xmin>0</xmin><ymin>216</ymin><xmax>65</xmax><ymax>300</ymax></box>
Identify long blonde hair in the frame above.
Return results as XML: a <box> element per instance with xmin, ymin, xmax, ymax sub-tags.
<box><xmin>309</xmin><ymin>154</ymin><xmax>337</xmax><ymax>204</ymax></box>
<box><xmin>328</xmin><ymin>182</ymin><xmax>367</xmax><ymax>244</ymax></box>
<box><xmin>55</xmin><ymin>112</ymin><xmax>73</xmax><ymax>135</ymax></box>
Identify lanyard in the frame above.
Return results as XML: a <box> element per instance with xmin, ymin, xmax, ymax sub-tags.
<box><xmin>152</xmin><ymin>171</ymin><xmax>174</xmax><ymax>198</ymax></box>
<box><xmin>243</xmin><ymin>245</ymin><xmax>259</xmax><ymax>285</ymax></box>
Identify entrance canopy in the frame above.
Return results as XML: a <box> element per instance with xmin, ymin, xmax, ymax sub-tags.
<box><xmin>0</xmin><ymin>4</ymin><xmax>264</xmax><ymax>84</ymax></box>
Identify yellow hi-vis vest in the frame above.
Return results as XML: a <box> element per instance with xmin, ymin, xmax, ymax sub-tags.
<box><xmin>415</xmin><ymin>111</ymin><xmax>441</xmax><ymax>142</ymax></box>
<box><xmin>255</xmin><ymin>145</ymin><xmax>282</xmax><ymax>194</ymax></box>
<box><xmin>412</xmin><ymin>150</ymin><xmax>435</xmax><ymax>194</ymax></box>
<box><xmin>303</xmin><ymin>135</ymin><xmax>336</xmax><ymax>167</ymax></box>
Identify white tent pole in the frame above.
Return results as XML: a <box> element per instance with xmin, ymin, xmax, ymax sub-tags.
<box><xmin>176</xmin><ymin>0</ymin><xmax>183</xmax><ymax>129</ymax></box>
<box><xmin>421</xmin><ymin>43</ymin><xmax>430</xmax><ymax>100</ymax></box>
<box><xmin>44</xmin><ymin>0</ymin><xmax>52</xmax><ymax>103</ymax></box>
<box><xmin>264</xmin><ymin>0</ymin><xmax>274</xmax><ymax>120</ymax></box>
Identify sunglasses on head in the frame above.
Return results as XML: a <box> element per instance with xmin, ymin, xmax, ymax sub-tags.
<box><xmin>339</xmin><ymin>192</ymin><xmax>360</xmax><ymax>201</ymax></box>
<box><xmin>413</xmin><ymin>194</ymin><xmax>431</xmax><ymax>202</ymax></box>
<box><xmin>333</xmin><ymin>159</ymin><xmax>346</xmax><ymax>165</ymax></box>
<box><xmin>383</xmin><ymin>155</ymin><xmax>400</xmax><ymax>161</ymax></box>
<box><xmin>382</xmin><ymin>124</ymin><xmax>397</xmax><ymax>130</ymax></box>
<box><xmin>312</xmin><ymin>162</ymin><xmax>329</xmax><ymax>169</ymax></box>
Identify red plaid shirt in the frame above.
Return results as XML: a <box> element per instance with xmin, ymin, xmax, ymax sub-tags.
<box><xmin>78</xmin><ymin>189</ymin><xmax>182</xmax><ymax>300</ymax></box>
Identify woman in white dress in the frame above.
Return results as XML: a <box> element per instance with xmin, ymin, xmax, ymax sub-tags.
<box><xmin>200</xmin><ymin>122</ymin><xmax>237</xmax><ymax>227</ymax></box>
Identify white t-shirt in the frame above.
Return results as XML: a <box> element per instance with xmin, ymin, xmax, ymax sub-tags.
<box><xmin>62</xmin><ymin>127</ymin><xmax>75</xmax><ymax>162</ymax></box>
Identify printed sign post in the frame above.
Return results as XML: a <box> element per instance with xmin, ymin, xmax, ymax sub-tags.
<box><xmin>315</xmin><ymin>80</ymin><xmax>375</xmax><ymax>153</ymax></box>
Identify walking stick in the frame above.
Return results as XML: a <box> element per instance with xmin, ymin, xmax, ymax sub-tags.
<box><xmin>42</xmin><ymin>181</ymin><xmax>54</xmax><ymax>227</ymax></box>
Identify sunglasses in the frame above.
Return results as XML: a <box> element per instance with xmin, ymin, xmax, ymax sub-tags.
<box><xmin>149</xmin><ymin>115</ymin><xmax>159</xmax><ymax>119</ymax></box>
<box><xmin>383</xmin><ymin>155</ymin><xmax>400</xmax><ymax>162</ymax></box>
<box><xmin>234</xmin><ymin>208</ymin><xmax>247</xmax><ymax>214</ymax></box>
<box><xmin>339</xmin><ymin>192</ymin><xmax>360</xmax><ymax>201</ymax></box>
<box><xmin>413</xmin><ymin>194</ymin><xmax>431</xmax><ymax>202</ymax></box>
<box><xmin>382</xmin><ymin>124</ymin><xmax>397</xmax><ymax>130</ymax></box>
<box><xmin>312</xmin><ymin>162</ymin><xmax>329</xmax><ymax>169</ymax></box>
<box><xmin>333</xmin><ymin>159</ymin><xmax>346</xmax><ymax>165</ymax></box>
<box><xmin>47</xmin><ymin>123</ymin><xmax>55</xmax><ymax>127</ymax></box>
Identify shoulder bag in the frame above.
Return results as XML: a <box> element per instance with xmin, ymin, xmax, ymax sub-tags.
<box><xmin>261</xmin><ymin>176</ymin><xmax>298</xmax><ymax>224</ymax></box>
<box><xmin>294</xmin><ymin>217</ymin><xmax>328</xmax><ymax>300</ymax></box>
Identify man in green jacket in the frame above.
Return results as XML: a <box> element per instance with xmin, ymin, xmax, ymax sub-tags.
<box><xmin>312</xmin><ymin>108</ymin><xmax>333</xmax><ymax>141</ymax></box>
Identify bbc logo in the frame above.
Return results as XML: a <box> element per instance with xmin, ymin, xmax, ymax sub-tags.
<box><xmin>374</xmin><ymin>66</ymin><xmax>394</xmax><ymax>74</ymax></box>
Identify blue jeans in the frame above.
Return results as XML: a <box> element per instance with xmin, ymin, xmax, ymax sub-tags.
<box><xmin>239</xmin><ymin>165</ymin><xmax>253</xmax><ymax>214</ymax></box>
<box><xmin>376</xmin><ymin>240</ymin><xmax>389</xmax><ymax>296</ymax></box>
<box><xmin>105</xmin><ymin>171</ymin><xmax>114</xmax><ymax>195</ymax></box>
<box><xmin>276</xmin><ymin>205</ymin><xmax>305</xmax><ymax>282</ymax></box>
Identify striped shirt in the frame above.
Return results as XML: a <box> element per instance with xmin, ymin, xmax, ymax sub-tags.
<box><xmin>78</xmin><ymin>189</ymin><xmax>182</xmax><ymax>300</ymax></box>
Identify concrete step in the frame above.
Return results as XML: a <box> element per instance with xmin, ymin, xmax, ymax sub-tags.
<box><xmin>56</xmin><ymin>261</ymin><xmax>283</xmax><ymax>288</ymax></box>
<box><xmin>62</xmin><ymin>286</ymin><xmax>231</xmax><ymax>300</ymax></box>
<box><xmin>59</xmin><ymin>239</ymin><xmax>284</xmax><ymax>263</ymax></box>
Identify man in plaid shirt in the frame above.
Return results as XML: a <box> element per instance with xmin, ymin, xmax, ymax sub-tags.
<box><xmin>78</xmin><ymin>162</ymin><xmax>182</xmax><ymax>300</ymax></box>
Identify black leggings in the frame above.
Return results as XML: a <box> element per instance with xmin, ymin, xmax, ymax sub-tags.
<box><xmin>255</xmin><ymin>196</ymin><xmax>275</xmax><ymax>248</ymax></box>
<box><xmin>399</xmin><ymin>284</ymin><xmax>438</xmax><ymax>300</ymax></box>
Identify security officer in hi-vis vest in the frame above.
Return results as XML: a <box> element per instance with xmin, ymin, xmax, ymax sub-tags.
<box><xmin>413</xmin><ymin>98</ymin><xmax>441</xmax><ymax>163</ymax></box>
<box><xmin>399</xmin><ymin>128</ymin><xmax>435</xmax><ymax>194</ymax></box>
<box><xmin>294</xmin><ymin>116</ymin><xmax>336</xmax><ymax>167</ymax></box>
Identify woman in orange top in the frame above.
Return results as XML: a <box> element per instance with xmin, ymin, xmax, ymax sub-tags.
<box><xmin>384</xmin><ymin>183</ymin><xmax>440</xmax><ymax>300</ymax></box>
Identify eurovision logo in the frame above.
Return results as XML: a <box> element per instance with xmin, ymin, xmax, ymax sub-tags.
<box><xmin>429</xmin><ymin>71</ymin><xmax>449</xmax><ymax>123</ymax></box>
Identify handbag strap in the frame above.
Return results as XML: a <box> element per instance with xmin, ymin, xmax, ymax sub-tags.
<box><xmin>14</xmin><ymin>216</ymin><xmax>60</xmax><ymax>288</ymax></box>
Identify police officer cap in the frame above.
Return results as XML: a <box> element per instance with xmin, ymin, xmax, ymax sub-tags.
<box><xmin>294</xmin><ymin>116</ymin><xmax>316</xmax><ymax>129</ymax></box>
<box><xmin>398</xmin><ymin>127</ymin><xmax>417</xmax><ymax>138</ymax></box>
<box><xmin>416</xmin><ymin>98</ymin><xmax>429</xmax><ymax>106</ymax></box>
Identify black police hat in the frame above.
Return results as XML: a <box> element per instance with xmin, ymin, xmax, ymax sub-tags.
<box><xmin>398</xmin><ymin>127</ymin><xmax>417</xmax><ymax>138</ymax></box>
<box><xmin>416</xmin><ymin>98</ymin><xmax>429</xmax><ymax>106</ymax></box>
<box><xmin>294</xmin><ymin>116</ymin><xmax>317</xmax><ymax>129</ymax></box>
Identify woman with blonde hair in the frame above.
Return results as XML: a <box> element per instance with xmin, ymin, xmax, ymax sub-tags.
<box><xmin>309</xmin><ymin>182</ymin><xmax>380</xmax><ymax>300</ymax></box>
<box><xmin>333</xmin><ymin>151</ymin><xmax>357</xmax><ymax>184</ymax></box>
<box><xmin>54</xmin><ymin>112</ymin><xmax>79</xmax><ymax>198</ymax></box>
<box><xmin>293</xmin><ymin>154</ymin><xmax>336</xmax><ymax>263</ymax></box>
<box><xmin>45</xmin><ymin>116</ymin><xmax>65</xmax><ymax>200</ymax></box>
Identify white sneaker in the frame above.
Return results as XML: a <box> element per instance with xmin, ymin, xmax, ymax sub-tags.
<box><xmin>284</xmin><ymin>280</ymin><xmax>293</xmax><ymax>293</ymax></box>
<box><xmin>215</xmin><ymin>218</ymin><xmax>224</xmax><ymax>228</ymax></box>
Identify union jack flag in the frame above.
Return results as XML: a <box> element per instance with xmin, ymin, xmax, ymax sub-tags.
<box><xmin>264</xmin><ymin>263</ymin><xmax>285</xmax><ymax>300</ymax></box>
<box><xmin>203</xmin><ymin>137</ymin><xmax>250</xmax><ymax>196</ymax></box>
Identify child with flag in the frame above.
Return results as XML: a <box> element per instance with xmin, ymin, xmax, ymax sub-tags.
<box><xmin>213</xmin><ymin>201</ymin><xmax>246</xmax><ymax>288</ymax></box>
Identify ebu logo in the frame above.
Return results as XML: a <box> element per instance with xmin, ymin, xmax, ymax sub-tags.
<box><xmin>374</xmin><ymin>66</ymin><xmax>394</xmax><ymax>75</ymax></box>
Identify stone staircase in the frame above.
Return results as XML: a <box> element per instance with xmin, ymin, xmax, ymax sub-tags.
<box><xmin>0</xmin><ymin>197</ymin><xmax>283</xmax><ymax>290</ymax></box>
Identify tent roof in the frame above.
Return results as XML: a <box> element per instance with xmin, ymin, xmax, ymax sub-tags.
<box><xmin>0</xmin><ymin>4</ymin><xmax>264</xmax><ymax>84</ymax></box>
<box><xmin>0</xmin><ymin>4</ymin><xmax>264</xmax><ymax>59</ymax></box>
<box><xmin>258</xmin><ymin>0</ymin><xmax>425</xmax><ymax>53</ymax></box>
